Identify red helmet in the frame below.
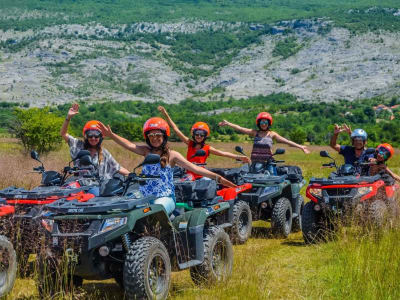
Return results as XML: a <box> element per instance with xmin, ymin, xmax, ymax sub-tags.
<box><xmin>256</xmin><ymin>112</ymin><xmax>273</xmax><ymax>126</ymax></box>
<box><xmin>82</xmin><ymin>120</ymin><xmax>101</xmax><ymax>136</ymax></box>
<box><xmin>143</xmin><ymin>117</ymin><xmax>170</xmax><ymax>139</ymax></box>
<box><xmin>376</xmin><ymin>143</ymin><xmax>394</xmax><ymax>160</ymax></box>
<box><xmin>191</xmin><ymin>122</ymin><xmax>210</xmax><ymax>137</ymax></box>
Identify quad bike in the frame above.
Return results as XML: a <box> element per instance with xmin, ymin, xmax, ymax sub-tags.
<box><xmin>233</xmin><ymin>146</ymin><xmax>306</xmax><ymax>238</ymax></box>
<box><xmin>0</xmin><ymin>150</ymin><xmax>98</xmax><ymax>275</ymax></box>
<box><xmin>0</xmin><ymin>202</ymin><xmax>17</xmax><ymax>297</ymax></box>
<box><xmin>302</xmin><ymin>150</ymin><xmax>399</xmax><ymax>244</ymax></box>
<box><xmin>37</xmin><ymin>154</ymin><xmax>234</xmax><ymax>300</ymax></box>
<box><xmin>174</xmin><ymin>149</ymin><xmax>253</xmax><ymax>244</ymax></box>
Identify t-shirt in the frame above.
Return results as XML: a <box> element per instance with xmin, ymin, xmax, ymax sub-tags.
<box><xmin>339</xmin><ymin>145</ymin><xmax>373</xmax><ymax>165</ymax></box>
<box><xmin>68</xmin><ymin>136</ymin><xmax>120</xmax><ymax>180</ymax></box>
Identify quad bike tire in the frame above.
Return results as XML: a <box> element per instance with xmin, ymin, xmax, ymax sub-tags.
<box><xmin>0</xmin><ymin>235</ymin><xmax>17</xmax><ymax>297</ymax></box>
<box><xmin>230</xmin><ymin>200</ymin><xmax>252</xmax><ymax>244</ymax></box>
<box><xmin>271</xmin><ymin>197</ymin><xmax>292</xmax><ymax>238</ymax></box>
<box><xmin>292</xmin><ymin>196</ymin><xmax>304</xmax><ymax>232</ymax></box>
<box><xmin>368</xmin><ymin>200</ymin><xmax>388</xmax><ymax>227</ymax></box>
<box><xmin>36</xmin><ymin>255</ymin><xmax>82</xmax><ymax>298</ymax></box>
<box><xmin>124</xmin><ymin>236</ymin><xmax>171</xmax><ymax>300</ymax></box>
<box><xmin>301</xmin><ymin>201</ymin><xmax>327</xmax><ymax>244</ymax></box>
<box><xmin>190</xmin><ymin>226</ymin><xmax>233</xmax><ymax>286</ymax></box>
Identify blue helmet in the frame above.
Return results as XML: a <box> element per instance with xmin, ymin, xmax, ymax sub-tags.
<box><xmin>350</xmin><ymin>129</ymin><xmax>367</xmax><ymax>141</ymax></box>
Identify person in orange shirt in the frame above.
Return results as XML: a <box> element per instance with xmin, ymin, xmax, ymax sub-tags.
<box><xmin>158</xmin><ymin>106</ymin><xmax>250</xmax><ymax>180</ymax></box>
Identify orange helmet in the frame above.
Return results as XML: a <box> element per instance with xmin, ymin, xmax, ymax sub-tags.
<box><xmin>82</xmin><ymin>120</ymin><xmax>101</xmax><ymax>136</ymax></box>
<box><xmin>376</xmin><ymin>143</ymin><xmax>394</xmax><ymax>160</ymax></box>
<box><xmin>191</xmin><ymin>122</ymin><xmax>210</xmax><ymax>137</ymax></box>
<box><xmin>256</xmin><ymin>112</ymin><xmax>273</xmax><ymax>126</ymax></box>
<box><xmin>143</xmin><ymin>117</ymin><xmax>170</xmax><ymax>139</ymax></box>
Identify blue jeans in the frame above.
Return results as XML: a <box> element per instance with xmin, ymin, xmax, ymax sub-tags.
<box><xmin>88</xmin><ymin>186</ymin><xmax>100</xmax><ymax>197</ymax></box>
<box><xmin>151</xmin><ymin>196</ymin><xmax>176</xmax><ymax>215</ymax></box>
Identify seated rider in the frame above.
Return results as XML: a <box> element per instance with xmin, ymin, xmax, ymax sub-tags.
<box><xmin>98</xmin><ymin>118</ymin><xmax>236</xmax><ymax>215</ymax></box>
<box><xmin>368</xmin><ymin>143</ymin><xmax>400</xmax><ymax>181</ymax></box>
<box><xmin>219</xmin><ymin>112</ymin><xmax>310</xmax><ymax>175</ymax></box>
<box><xmin>330</xmin><ymin>125</ymin><xmax>373</xmax><ymax>168</ymax></box>
<box><xmin>158</xmin><ymin>106</ymin><xmax>250</xmax><ymax>180</ymax></box>
<box><xmin>60</xmin><ymin>103</ymin><xmax>130</xmax><ymax>196</ymax></box>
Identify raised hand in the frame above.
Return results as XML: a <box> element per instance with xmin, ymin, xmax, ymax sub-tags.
<box><xmin>218</xmin><ymin>120</ymin><xmax>229</xmax><ymax>127</ymax></box>
<box><xmin>333</xmin><ymin>124</ymin><xmax>342</xmax><ymax>134</ymax></box>
<box><xmin>158</xmin><ymin>106</ymin><xmax>167</xmax><ymax>116</ymax></box>
<box><xmin>67</xmin><ymin>103</ymin><xmax>79</xmax><ymax>119</ymax></box>
<box><xmin>302</xmin><ymin>146</ymin><xmax>311</xmax><ymax>154</ymax></box>
<box><xmin>97</xmin><ymin>122</ymin><xmax>113</xmax><ymax>138</ymax></box>
<box><xmin>342</xmin><ymin>123</ymin><xmax>352</xmax><ymax>135</ymax></box>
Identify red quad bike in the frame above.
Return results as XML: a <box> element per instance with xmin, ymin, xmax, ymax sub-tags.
<box><xmin>302</xmin><ymin>149</ymin><xmax>399</xmax><ymax>244</ymax></box>
<box><xmin>0</xmin><ymin>202</ymin><xmax>17</xmax><ymax>297</ymax></box>
<box><xmin>173</xmin><ymin>149</ymin><xmax>253</xmax><ymax>244</ymax></box>
<box><xmin>0</xmin><ymin>150</ymin><xmax>97</xmax><ymax>274</ymax></box>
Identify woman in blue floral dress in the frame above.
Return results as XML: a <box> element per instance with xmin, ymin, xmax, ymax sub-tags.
<box><xmin>98</xmin><ymin>117</ymin><xmax>236</xmax><ymax>215</ymax></box>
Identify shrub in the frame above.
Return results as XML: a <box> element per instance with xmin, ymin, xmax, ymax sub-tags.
<box><xmin>11</xmin><ymin>107</ymin><xmax>64</xmax><ymax>154</ymax></box>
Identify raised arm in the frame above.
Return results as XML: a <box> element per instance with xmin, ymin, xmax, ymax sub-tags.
<box><xmin>170</xmin><ymin>151</ymin><xmax>236</xmax><ymax>187</ymax></box>
<box><xmin>60</xmin><ymin>103</ymin><xmax>79</xmax><ymax>142</ymax></box>
<box><xmin>209</xmin><ymin>146</ymin><xmax>250</xmax><ymax>163</ymax></box>
<box><xmin>386</xmin><ymin>167</ymin><xmax>400</xmax><ymax>182</ymax></box>
<box><xmin>158</xmin><ymin>106</ymin><xmax>190</xmax><ymax>144</ymax></box>
<box><xmin>330</xmin><ymin>124</ymin><xmax>351</xmax><ymax>152</ymax></box>
<box><xmin>97</xmin><ymin>123</ymin><xmax>148</xmax><ymax>156</ymax></box>
<box><xmin>218</xmin><ymin>120</ymin><xmax>256</xmax><ymax>137</ymax></box>
<box><xmin>271</xmin><ymin>131</ymin><xmax>310</xmax><ymax>154</ymax></box>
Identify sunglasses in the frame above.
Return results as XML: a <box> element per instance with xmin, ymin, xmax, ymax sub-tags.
<box><xmin>259</xmin><ymin>120</ymin><xmax>270</xmax><ymax>126</ymax></box>
<box><xmin>87</xmin><ymin>134</ymin><xmax>101</xmax><ymax>139</ymax></box>
<box><xmin>194</xmin><ymin>133</ymin><xmax>206</xmax><ymax>137</ymax></box>
<box><xmin>147</xmin><ymin>132</ymin><xmax>164</xmax><ymax>138</ymax></box>
<box><xmin>376</xmin><ymin>147</ymin><xmax>390</xmax><ymax>159</ymax></box>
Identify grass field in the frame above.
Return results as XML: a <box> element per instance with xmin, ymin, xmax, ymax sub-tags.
<box><xmin>1</xmin><ymin>139</ymin><xmax>400</xmax><ymax>299</ymax></box>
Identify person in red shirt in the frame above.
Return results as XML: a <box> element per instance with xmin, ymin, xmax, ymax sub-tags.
<box><xmin>158</xmin><ymin>106</ymin><xmax>250</xmax><ymax>180</ymax></box>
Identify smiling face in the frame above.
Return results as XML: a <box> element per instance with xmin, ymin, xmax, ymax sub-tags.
<box><xmin>352</xmin><ymin>137</ymin><xmax>365</xmax><ymax>150</ymax></box>
<box><xmin>193</xmin><ymin>130</ymin><xmax>207</xmax><ymax>143</ymax></box>
<box><xmin>258</xmin><ymin>119</ymin><xmax>270</xmax><ymax>130</ymax></box>
<box><xmin>147</xmin><ymin>129</ymin><xmax>164</xmax><ymax>148</ymax></box>
<box><xmin>85</xmin><ymin>130</ymin><xmax>102</xmax><ymax>147</ymax></box>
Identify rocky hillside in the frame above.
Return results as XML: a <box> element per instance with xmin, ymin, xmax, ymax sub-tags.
<box><xmin>1</xmin><ymin>14</ymin><xmax>400</xmax><ymax>105</ymax></box>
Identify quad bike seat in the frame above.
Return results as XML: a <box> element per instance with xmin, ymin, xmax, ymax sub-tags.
<box><xmin>175</xmin><ymin>179</ymin><xmax>221</xmax><ymax>207</ymax></box>
<box><xmin>276</xmin><ymin>165</ymin><xmax>303</xmax><ymax>183</ymax></box>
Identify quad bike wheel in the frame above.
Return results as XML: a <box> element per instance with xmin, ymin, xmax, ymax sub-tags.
<box><xmin>0</xmin><ymin>235</ymin><xmax>17</xmax><ymax>297</ymax></box>
<box><xmin>368</xmin><ymin>200</ymin><xmax>388</xmax><ymax>227</ymax></box>
<box><xmin>190</xmin><ymin>226</ymin><xmax>233</xmax><ymax>286</ymax></box>
<box><xmin>271</xmin><ymin>197</ymin><xmax>292</xmax><ymax>238</ymax></box>
<box><xmin>301</xmin><ymin>201</ymin><xmax>328</xmax><ymax>244</ymax></box>
<box><xmin>292</xmin><ymin>196</ymin><xmax>304</xmax><ymax>232</ymax></box>
<box><xmin>230</xmin><ymin>201</ymin><xmax>252</xmax><ymax>244</ymax></box>
<box><xmin>124</xmin><ymin>236</ymin><xmax>171</xmax><ymax>300</ymax></box>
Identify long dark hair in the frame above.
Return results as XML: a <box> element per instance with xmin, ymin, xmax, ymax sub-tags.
<box><xmin>83</xmin><ymin>138</ymin><xmax>103</xmax><ymax>164</ymax></box>
<box><xmin>145</xmin><ymin>132</ymin><xmax>170</xmax><ymax>168</ymax></box>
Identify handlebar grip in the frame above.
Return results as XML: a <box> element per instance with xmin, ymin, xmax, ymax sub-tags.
<box><xmin>322</xmin><ymin>163</ymin><xmax>331</xmax><ymax>167</ymax></box>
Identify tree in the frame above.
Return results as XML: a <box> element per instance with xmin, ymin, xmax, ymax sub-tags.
<box><xmin>11</xmin><ymin>108</ymin><xmax>64</xmax><ymax>154</ymax></box>
<box><xmin>289</xmin><ymin>128</ymin><xmax>306</xmax><ymax>144</ymax></box>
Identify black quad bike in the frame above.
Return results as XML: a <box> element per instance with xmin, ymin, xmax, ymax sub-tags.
<box><xmin>233</xmin><ymin>146</ymin><xmax>306</xmax><ymax>238</ymax></box>
<box><xmin>38</xmin><ymin>154</ymin><xmax>234</xmax><ymax>300</ymax></box>
<box><xmin>0</xmin><ymin>202</ymin><xmax>17</xmax><ymax>297</ymax></box>
<box><xmin>0</xmin><ymin>150</ymin><xmax>99</xmax><ymax>275</ymax></box>
<box><xmin>173</xmin><ymin>149</ymin><xmax>253</xmax><ymax>244</ymax></box>
<box><xmin>302</xmin><ymin>150</ymin><xmax>399</xmax><ymax>244</ymax></box>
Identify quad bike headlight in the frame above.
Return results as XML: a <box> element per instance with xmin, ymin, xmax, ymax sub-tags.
<box><xmin>99</xmin><ymin>217</ymin><xmax>127</xmax><ymax>234</ymax></box>
<box><xmin>309</xmin><ymin>188</ymin><xmax>322</xmax><ymax>198</ymax></box>
<box><xmin>356</xmin><ymin>187</ymin><xmax>373</xmax><ymax>197</ymax></box>
<box><xmin>41</xmin><ymin>219</ymin><xmax>54</xmax><ymax>233</ymax></box>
